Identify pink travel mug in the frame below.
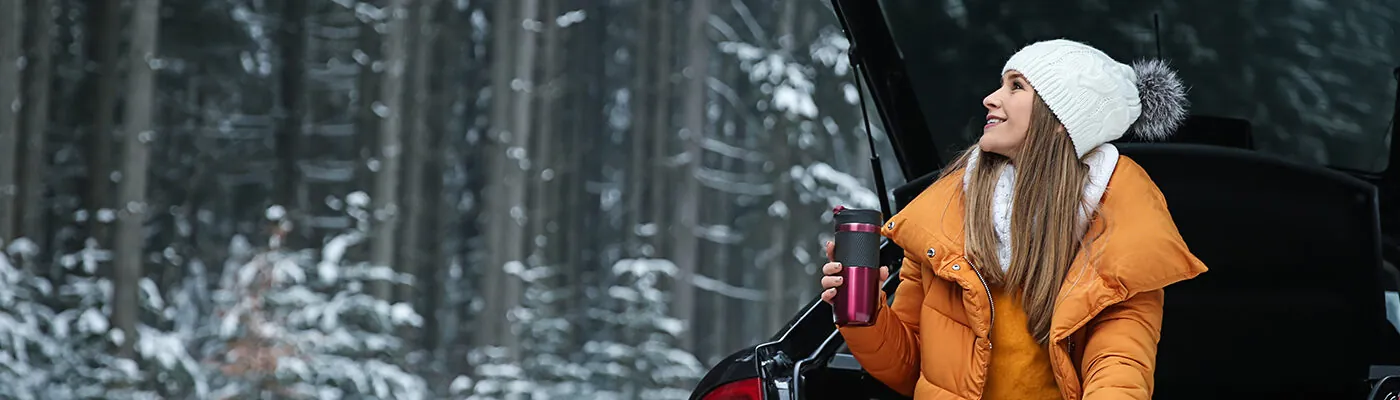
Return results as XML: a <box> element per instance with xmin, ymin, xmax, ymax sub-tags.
<box><xmin>832</xmin><ymin>206</ymin><xmax>882</xmax><ymax>326</ymax></box>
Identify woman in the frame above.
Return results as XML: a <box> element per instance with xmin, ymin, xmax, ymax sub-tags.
<box><xmin>818</xmin><ymin>39</ymin><xmax>1209</xmax><ymax>400</ymax></box>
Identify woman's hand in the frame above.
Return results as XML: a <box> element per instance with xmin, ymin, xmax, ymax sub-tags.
<box><xmin>819</xmin><ymin>240</ymin><xmax>890</xmax><ymax>304</ymax></box>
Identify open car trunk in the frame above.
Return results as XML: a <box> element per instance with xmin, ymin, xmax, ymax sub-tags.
<box><xmin>780</xmin><ymin>0</ymin><xmax>1400</xmax><ymax>398</ymax></box>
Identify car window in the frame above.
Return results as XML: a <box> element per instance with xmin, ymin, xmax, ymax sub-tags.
<box><xmin>876</xmin><ymin>0</ymin><xmax>1398</xmax><ymax>172</ymax></box>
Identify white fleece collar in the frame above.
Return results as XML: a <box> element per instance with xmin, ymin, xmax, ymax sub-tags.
<box><xmin>961</xmin><ymin>143</ymin><xmax>1119</xmax><ymax>272</ymax></box>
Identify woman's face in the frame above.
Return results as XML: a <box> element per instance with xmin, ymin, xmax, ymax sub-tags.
<box><xmin>979</xmin><ymin>70</ymin><xmax>1042</xmax><ymax>158</ymax></box>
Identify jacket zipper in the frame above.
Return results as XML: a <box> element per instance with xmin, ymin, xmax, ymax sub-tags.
<box><xmin>965</xmin><ymin>258</ymin><xmax>995</xmax><ymax>349</ymax></box>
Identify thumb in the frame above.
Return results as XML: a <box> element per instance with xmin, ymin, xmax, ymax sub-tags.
<box><xmin>880</xmin><ymin>266</ymin><xmax>890</xmax><ymax>282</ymax></box>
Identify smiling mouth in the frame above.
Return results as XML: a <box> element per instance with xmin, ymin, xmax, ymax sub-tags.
<box><xmin>984</xmin><ymin>118</ymin><xmax>1004</xmax><ymax>130</ymax></box>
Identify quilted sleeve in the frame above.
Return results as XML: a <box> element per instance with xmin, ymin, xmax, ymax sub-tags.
<box><xmin>836</xmin><ymin>254</ymin><xmax>924</xmax><ymax>397</ymax></box>
<box><xmin>1079</xmin><ymin>289</ymin><xmax>1165</xmax><ymax>400</ymax></box>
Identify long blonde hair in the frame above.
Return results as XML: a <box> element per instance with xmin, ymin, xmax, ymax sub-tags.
<box><xmin>938</xmin><ymin>94</ymin><xmax>1091</xmax><ymax>344</ymax></box>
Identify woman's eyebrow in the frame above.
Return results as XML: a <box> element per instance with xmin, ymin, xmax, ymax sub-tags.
<box><xmin>1001</xmin><ymin>72</ymin><xmax>1026</xmax><ymax>84</ymax></box>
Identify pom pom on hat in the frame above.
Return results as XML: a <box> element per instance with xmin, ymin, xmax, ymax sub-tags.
<box><xmin>1002</xmin><ymin>39</ymin><xmax>1191</xmax><ymax>157</ymax></box>
<box><xmin>1129</xmin><ymin>59</ymin><xmax>1190</xmax><ymax>141</ymax></box>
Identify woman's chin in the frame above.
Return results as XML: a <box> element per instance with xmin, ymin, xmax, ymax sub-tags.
<box><xmin>977</xmin><ymin>137</ymin><xmax>1002</xmax><ymax>152</ymax></box>
<box><xmin>977</xmin><ymin>140</ymin><xmax>1017</xmax><ymax>158</ymax></box>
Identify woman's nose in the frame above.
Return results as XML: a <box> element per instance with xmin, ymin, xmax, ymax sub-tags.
<box><xmin>983</xmin><ymin>93</ymin><xmax>1000</xmax><ymax>110</ymax></box>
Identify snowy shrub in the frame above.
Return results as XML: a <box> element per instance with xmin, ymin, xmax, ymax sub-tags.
<box><xmin>462</xmin><ymin>260</ymin><xmax>587</xmax><ymax>400</ymax></box>
<box><xmin>459</xmin><ymin>258</ymin><xmax>701</xmax><ymax>399</ymax></box>
<box><xmin>580</xmin><ymin>259</ymin><xmax>703</xmax><ymax>400</ymax></box>
<box><xmin>203</xmin><ymin>194</ymin><xmax>428</xmax><ymax>399</ymax></box>
<box><xmin>0</xmin><ymin>240</ymin><xmax>209</xmax><ymax>400</ymax></box>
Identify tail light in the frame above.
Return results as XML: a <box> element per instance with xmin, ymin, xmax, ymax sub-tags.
<box><xmin>701</xmin><ymin>377</ymin><xmax>764</xmax><ymax>400</ymax></box>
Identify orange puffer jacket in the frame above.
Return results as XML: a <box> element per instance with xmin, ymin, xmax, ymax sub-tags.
<box><xmin>837</xmin><ymin>156</ymin><xmax>1208</xmax><ymax>400</ymax></box>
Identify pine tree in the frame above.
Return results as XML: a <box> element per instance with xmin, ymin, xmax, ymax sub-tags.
<box><xmin>583</xmin><ymin>259</ymin><xmax>703</xmax><ymax>399</ymax></box>
<box><xmin>463</xmin><ymin>261</ymin><xmax>585</xmax><ymax>399</ymax></box>
<box><xmin>0</xmin><ymin>239</ymin><xmax>208</xmax><ymax>399</ymax></box>
<box><xmin>203</xmin><ymin>193</ymin><xmax>428</xmax><ymax>399</ymax></box>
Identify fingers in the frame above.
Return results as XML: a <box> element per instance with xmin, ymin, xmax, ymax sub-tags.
<box><xmin>825</xmin><ymin>241</ymin><xmax>834</xmax><ymax>261</ymax></box>
<box><xmin>820</xmin><ymin>262</ymin><xmax>842</xmax><ymax>305</ymax></box>
<box><xmin>821</xmin><ymin>275</ymin><xmax>844</xmax><ymax>290</ymax></box>
<box><xmin>821</xmin><ymin>262</ymin><xmax>842</xmax><ymax>275</ymax></box>
<box><xmin>880</xmin><ymin>266</ymin><xmax>890</xmax><ymax>282</ymax></box>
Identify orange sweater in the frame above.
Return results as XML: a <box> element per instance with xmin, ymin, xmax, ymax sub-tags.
<box><xmin>983</xmin><ymin>288</ymin><xmax>1062</xmax><ymax>399</ymax></box>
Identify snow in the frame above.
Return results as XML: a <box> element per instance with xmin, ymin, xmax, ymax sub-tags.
<box><xmin>634</xmin><ymin>223</ymin><xmax>658</xmax><ymax>237</ymax></box>
<box><xmin>96</xmin><ymin>208</ymin><xmax>116</xmax><ymax>222</ymax></box>
<box><xmin>768</xmin><ymin>200</ymin><xmax>789</xmax><ymax>218</ymax></box>
<box><xmin>718</xmin><ymin>41</ymin><xmax>763</xmax><ymax>61</ymax></box>
<box><xmin>844</xmin><ymin>82</ymin><xmax>860</xmax><ymax>104</ymax></box>
<box><xmin>372</xmin><ymin>101</ymin><xmax>391</xmax><ymax>117</ymax></box>
<box><xmin>556</xmin><ymin>9</ymin><xmax>587</xmax><ymax>27</ymax></box>
<box><xmin>654</xmin><ymin>317</ymin><xmax>685</xmax><ymax>336</ymax></box>
<box><xmin>773</xmin><ymin>84</ymin><xmax>818</xmax><ymax>118</ymax></box>
<box><xmin>613</xmin><ymin>258</ymin><xmax>677</xmax><ymax>277</ymax></box>
<box><xmin>6</xmin><ymin>238</ymin><xmax>39</xmax><ymax>258</ymax></box>
<box><xmin>390</xmin><ymin>302</ymin><xmax>421</xmax><ymax>326</ymax></box>
<box><xmin>138</xmin><ymin>278</ymin><xmax>164</xmax><ymax>310</ymax></box>
<box><xmin>792</xmin><ymin>162</ymin><xmax>882</xmax><ymax>210</ymax></box>
<box><xmin>810</xmin><ymin>28</ymin><xmax>851</xmax><ymax>75</ymax></box>
<box><xmin>264</xmin><ymin>205</ymin><xmax>286</xmax><ymax>220</ymax></box>
<box><xmin>354</xmin><ymin>2</ymin><xmax>387</xmax><ymax>23</ymax></box>
<box><xmin>689</xmin><ymin>273</ymin><xmax>765</xmax><ymax>301</ymax></box>
<box><xmin>693</xmin><ymin>166</ymin><xmax>774</xmax><ymax>195</ymax></box>
<box><xmin>695</xmin><ymin>224</ymin><xmax>743</xmax><ymax>244</ymax></box>
<box><xmin>701</xmin><ymin>137</ymin><xmax>766</xmax><ymax>162</ymax></box>
<box><xmin>77</xmin><ymin>308</ymin><xmax>108</xmax><ymax>334</ymax></box>
<box><xmin>347</xmin><ymin>191</ymin><xmax>371</xmax><ymax>208</ymax></box>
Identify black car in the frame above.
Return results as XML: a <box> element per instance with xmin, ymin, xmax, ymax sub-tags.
<box><xmin>690</xmin><ymin>0</ymin><xmax>1400</xmax><ymax>398</ymax></box>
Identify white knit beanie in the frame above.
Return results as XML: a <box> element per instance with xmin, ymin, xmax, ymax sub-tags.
<box><xmin>1002</xmin><ymin>39</ymin><xmax>1189</xmax><ymax>158</ymax></box>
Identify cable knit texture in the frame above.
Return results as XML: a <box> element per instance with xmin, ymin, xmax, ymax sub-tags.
<box><xmin>1003</xmin><ymin>39</ymin><xmax>1142</xmax><ymax>158</ymax></box>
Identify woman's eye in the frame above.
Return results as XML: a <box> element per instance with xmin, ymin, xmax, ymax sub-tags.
<box><xmin>1012</xmin><ymin>81</ymin><xmax>1024</xmax><ymax>90</ymax></box>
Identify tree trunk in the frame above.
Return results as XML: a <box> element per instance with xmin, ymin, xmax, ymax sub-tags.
<box><xmin>647</xmin><ymin>1</ymin><xmax>673</xmax><ymax>257</ymax></box>
<box><xmin>0</xmin><ymin>0</ymin><xmax>24</xmax><ymax>241</ymax></box>
<box><xmin>624</xmin><ymin>0</ymin><xmax>653</xmax><ymax>258</ymax></box>
<box><xmin>396</xmin><ymin>0</ymin><xmax>439</xmax><ymax>305</ymax></box>
<box><xmin>671</xmin><ymin>0</ymin><xmax>713</xmax><ymax>354</ymax></box>
<box><xmin>498</xmin><ymin>0</ymin><xmax>542</xmax><ymax>360</ymax></box>
<box><xmin>792</xmin><ymin>3</ymin><xmax>824</xmax><ymax>310</ymax></box>
<box><xmin>425</xmin><ymin>0</ymin><xmax>468</xmax><ymax>371</ymax></box>
<box><xmin>475</xmin><ymin>0</ymin><xmax>518</xmax><ymax>352</ymax></box>
<box><xmin>112</xmin><ymin>0</ymin><xmax>162</xmax><ymax>359</ymax></box>
<box><xmin>276</xmin><ymin>0</ymin><xmax>308</xmax><ymax>234</ymax></box>
<box><xmin>355</xmin><ymin>0</ymin><xmax>382</xmax><ymax>201</ymax></box>
<box><xmin>369</xmin><ymin>0</ymin><xmax>410</xmax><ymax>300</ymax></box>
<box><xmin>530</xmin><ymin>0</ymin><xmax>562</xmax><ymax>268</ymax></box>
<box><xmin>569</xmin><ymin>0</ymin><xmax>608</xmax><ymax>351</ymax></box>
<box><xmin>18</xmin><ymin>0</ymin><xmax>54</xmax><ymax>250</ymax></box>
<box><xmin>766</xmin><ymin>0</ymin><xmax>800</xmax><ymax>334</ymax></box>
<box><xmin>84</xmin><ymin>0</ymin><xmax>121</xmax><ymax>246</ymax></box>
<box><xmin>546</xmin><ymin>0</ymin><xmax>572</xmax><ymax>309</ymax></box>
<box><xmin>710</xmin><ymin>57</ymin><xmax>742</xmax><ymax>364</ymax></box>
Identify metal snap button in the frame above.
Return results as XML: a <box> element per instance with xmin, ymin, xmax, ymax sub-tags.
<box><xmin>886</xmin><ymin>221</ymin><xmax>895</xmax><ymax>230</ymax></box>
<box><xmin>926</xmin><ymin>248</ymin><xmax>936</xmax><ymax>258</ymax></box>
<box><xmin>952</xmin><ymin>264</ymin><xmax>961</xmax><ymax>271</ymax></box>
